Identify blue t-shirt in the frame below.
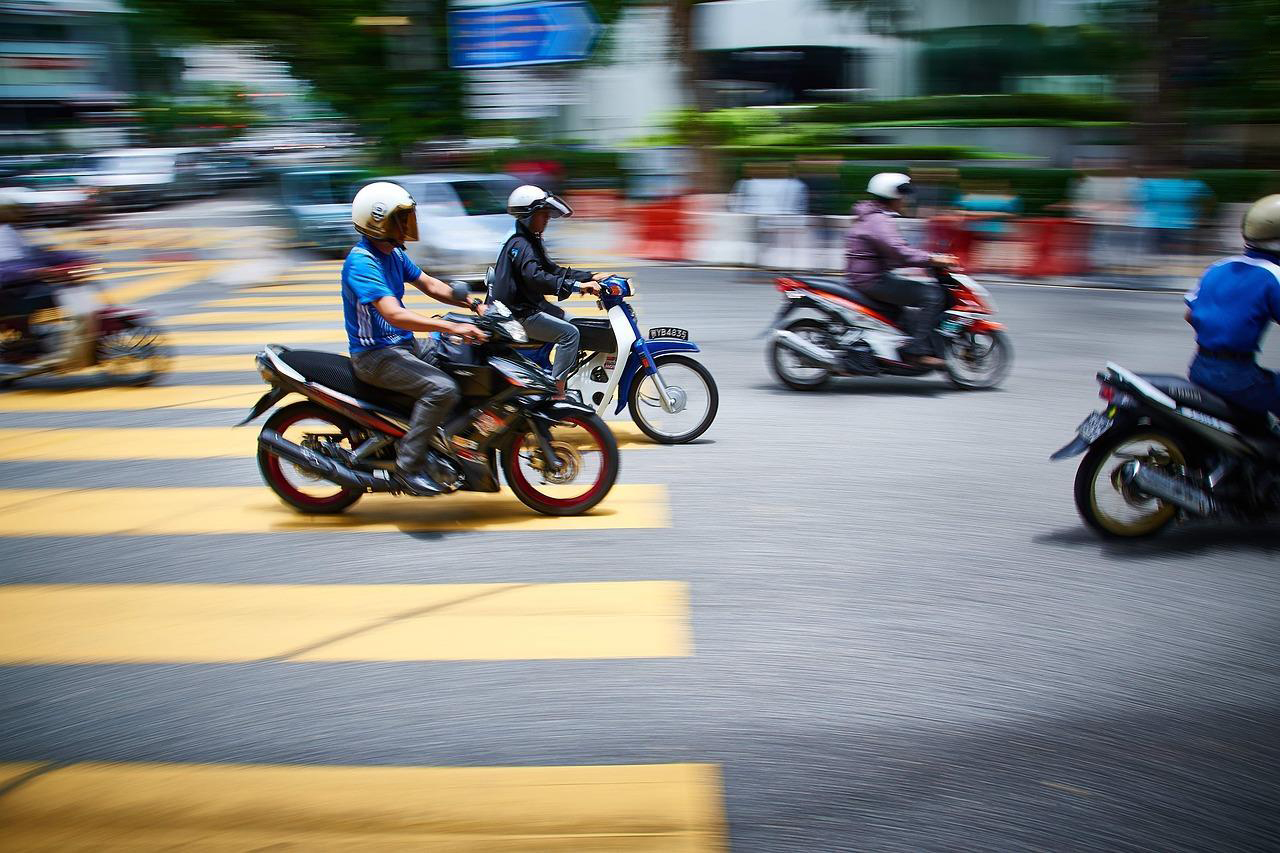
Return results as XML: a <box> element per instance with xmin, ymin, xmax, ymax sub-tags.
<box><xmin>341</xmin><ymin>237</ymin><xmax>423</xmax><ymax>353</ymax></box>
<box><xmin>1186</xmin><ymin>251</ymin><xmax>1280</xmax><ymax>353</ymax></box>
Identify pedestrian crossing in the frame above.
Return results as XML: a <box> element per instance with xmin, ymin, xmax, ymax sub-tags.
<box><xmin>0</xmin><ymin>249</ymin><xmax>720</xmax><ymax>849</ymax></box>
<box><xmin>0</xmin><ymin>761</ymin><xmax>727</xmax><ymax>850</ymax></box>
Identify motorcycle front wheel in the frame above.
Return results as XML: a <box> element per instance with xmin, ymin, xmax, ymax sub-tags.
<box><xmin>945</xmin><ymin>329</ymin><xmax>1011</xmax><ymax>390</ymax></box>
<box><xmin>769</xmin><ymin>318</ymin><xmax>833</xmax><ymax>391</ymax></box>
<box><xmin>502</xmin><ymin>412</ymin><xmax>619</xmax><ymax>516</ymax></box>
<box><xmin>1074</xmin><ymin>429</ymin><xmax>1187</xmax><ymax>538</ymax></box>
<box><xmin>628</xmin><ymin>354</ymin><xmax>718</xmax><ymax>444</ymax></box>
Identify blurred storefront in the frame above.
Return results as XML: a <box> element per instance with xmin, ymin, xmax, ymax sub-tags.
<box><xmin>0</xmin><ymin>0</ymin><xmax>132</xmax><ymax>147</ymax></box>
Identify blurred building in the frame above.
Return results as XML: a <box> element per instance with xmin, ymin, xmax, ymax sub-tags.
<box><xmin>0</xmin><ymin>0</ymin><xmax>132</xmax><ymax>146</ymax></box>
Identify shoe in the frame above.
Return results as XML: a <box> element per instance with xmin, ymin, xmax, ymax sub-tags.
<box><xmin>907</xmin><ymin>354</ymin><xmax>946</xmax><ymax>370</ymax></box>
<box><xmin>395</xmin><ymin>469</ymin><xmax>445</xmax><ymax>496</ymax></box>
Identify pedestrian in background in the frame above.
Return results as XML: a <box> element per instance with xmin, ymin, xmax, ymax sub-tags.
<box><xmin>1137</xmin><ymin>168</ymin><xmax>1211</xmax><ymax>257</ymax></box>
<box><xmin>956</xmin><ymin>180</ymin><xmax>1022</xmax><ymax>270</ymax></box>
<box><xmin>1068</xmin><ymin>160</ymin><xmax>1140</xmax><ymax>278</ymax></box>
<box><xmin>729</xmin><ymin>161</ymin><xmax>807</xmax><ymax>268</ymax></box>
<box><xmin>797</xmin><ymin>158</ymin><xmax>843</xmax><ymax>269</ymax></box>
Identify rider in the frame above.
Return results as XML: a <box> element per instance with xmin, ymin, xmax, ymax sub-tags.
<box><xmin>845</xmin><ymin>173</ymin><xmax>958</xmax><ymax>369</ymax></box>
<box><xmin>0</xmin><ymin>190</ymin><xmax>72</xmax><ymax>368</ymax></box>
<box><xmin>1185</xmin><ymin>194</ymin><xmax>1280</xmax><ymax>419</ymax></box>
<box><xmin>343</xmin><ymin>181</ymin><xmax>488</xmax><ymax>496</ymax></box>
<box><xmin>489</xmin><ymin>185</ymin><xmax>612</xmax><ymax>397</ymax></box>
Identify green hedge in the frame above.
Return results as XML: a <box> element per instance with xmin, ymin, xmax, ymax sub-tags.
<box><xmin>713</xmin><ymin>144</ymin><xmax>1018</xmax><ymax>161</ymax></box>
<box><xmin>1194</xmin><ymin>170</ymin><xmax>1280</xmax><ymax>204</ymax></box>
<box><xmin>800</xmin><ymin>94</ymin><xmax>1130</xmax><ymax>125</ymax></box>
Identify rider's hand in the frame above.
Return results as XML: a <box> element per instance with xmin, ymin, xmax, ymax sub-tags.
<box><xmin>591</xmin><ymin>272</ymin><xmax>617</xmax><ymax>282</ymax></box>
<box><xmin>453</xmin><ymin>322</ymin><xmax>488</xmax><ymax>344</ymax></box>
<box><xmin>931</xmin><ymin>253</ymin><xmax>960</xmax><ymax>269</ymax></box>
<box><xmin>472</xmin><ymin>301</ymin><xmax>488</xmax><ymax>317</ymax></box>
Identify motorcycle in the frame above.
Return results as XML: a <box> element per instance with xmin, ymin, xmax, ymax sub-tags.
<box><xmin>527</xmin><ymin>275</ymin><xmax>718</xmax><ymax>444</ymax></box>
<box><xmin>0</xmin><ymin>255</ymin><xmax>168</xmax><ymax>387</ymax></box>
<box><xmin>766</xmin><ymin>269</ymin><xmax>1012</xmax><ymax>391</ymax></box>
<box><xmin>1050</xmin><ymin>361</ymin><xmax>1280</xmax><ymax>538</ymax></box>
<box><xmin>241</xmin><ymin>298</ymin><xmax>620</xmax><ymax>517</ymax></box>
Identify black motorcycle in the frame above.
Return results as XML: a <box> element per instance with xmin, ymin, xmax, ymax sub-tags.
<box><xmin>241</xmin><ymin>299</ymin><xmax>619</xmax><ymax>517</ymax></box>
<box><xmin>1051</xmin><ymin>361</ymin><xmax>1280</xmax><ymax>537</ymax></box>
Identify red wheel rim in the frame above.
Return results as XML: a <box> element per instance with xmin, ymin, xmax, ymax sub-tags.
<box><xmin>508</xmin><ymin>416</ymin><xmax>610</xmax><ymax>510</ymax></box>
<box><xmin>263</xmin><ymin>409</ymin><xmax>356</xmax><ymax>508</ymax></box>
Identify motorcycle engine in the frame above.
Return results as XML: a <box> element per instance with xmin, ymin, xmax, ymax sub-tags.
<box><xmin>842</xmin><ymin>342</ymin><xmax>879</xmax><ymax>375</ymax></box>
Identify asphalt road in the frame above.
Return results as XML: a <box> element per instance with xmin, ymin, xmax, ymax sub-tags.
<box><xmin>1</xmin><ymin>205</ymin><xmax>1279</xmax><ymax>851</ymax></box>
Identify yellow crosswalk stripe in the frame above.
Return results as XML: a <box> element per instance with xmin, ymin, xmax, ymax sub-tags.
<box><xmin>0</xmin><ymin>484</ymin><xmax>668</xmax><ymax>534</ymax></box>
<box><xmin>204</xmin><ymin>295</ymin><xmax>341</xmax><ymax>307</ymax></box>
<box><xmin>0</xmin><ymin>579</ymin><xmax>690</xmax><ymax>663</ymax></box>
<box><xmin>0</xmin><ymin>385</ymin><xmax>264</xmax><ymax>411</ymax></box>
<box><xmin>103</xmin><ymin>262</ymin><xmax>220</xmax><ymax>304</ymax></box>
<box><xmin>91</xmin><ymin>263</ymin><xmax>193</xmax><ymax>282</ymax></box>
<box><xmin>0</xmin><ymin>422</ymin><xmax>657</xmax><ymax>458</ymax></box>
<box><xmin>168</xmin><ymin>309</ymin><xmax>352</xmax><ymax>325</ymax></box>
<box><xmin>168</xmin><ymin>328</ymin><xmax>345</xmax><ymax>345</ymax></box>
<box><xmin>0</xmin><ymin>761</ymin><xmax>728</xmax><ymax>851</ymax></box>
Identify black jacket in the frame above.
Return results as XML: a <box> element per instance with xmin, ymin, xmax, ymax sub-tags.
<box><xmin>488</xmin><ymin>221</ymin><xmax>593</xmax><ymax>320</ymax></box>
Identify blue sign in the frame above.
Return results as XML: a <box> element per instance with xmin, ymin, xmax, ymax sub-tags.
<box><xmin>448</xmin><ymin>1</ymin><xmax>601</xmax><ymax>68</ymax></box>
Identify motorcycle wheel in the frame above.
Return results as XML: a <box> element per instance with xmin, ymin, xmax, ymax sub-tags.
<box><xmin>98</xmin><ymin>323</ymin><xmax>170</xmax><ymax>386</ymax></box>
<box><xmin>769</xmin><ymin>318</ymin><xmax>833</xmax><ymax>391</ymax></box>
<box><xmin>628</xmin><ymin>354</ymin><xmax>718</xmax><ymax>444</ymax></box>
<box><xmin>502</xmin><ymin>412</ymin><xmax>619</xmax><ymax>516</ymax></box>
<box><xmin>1074</xmin><ymin>430</ymin><xmax>1187</xmax><ymax>538</ymax></box>
<box><xmin>946</xmin><ymin>329</ymin><xmax>1012</xmax><ymax>390</ymax></box>
<box><xmin>257</xmin><ymin>402</ymin><xmax>365</xmax><ymax>515</ymax></box>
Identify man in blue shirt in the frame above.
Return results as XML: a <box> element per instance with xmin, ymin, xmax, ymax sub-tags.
<box><xmin>1185</xmin><ymin>195</ymin><xmax>1280</xmax><ymax>418</ymax></box>
<box><xmin>344</xmin><ymin>181</ymin><xmax>487</xmax><ymax>496</ymax></box>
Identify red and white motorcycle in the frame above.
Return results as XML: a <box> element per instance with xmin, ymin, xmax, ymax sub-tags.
<box><xmin>766</xmin><ymin>269</ymin><xmax>1012</xmax><ymax>391</ymax></box>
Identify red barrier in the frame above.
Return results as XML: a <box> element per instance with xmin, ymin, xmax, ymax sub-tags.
<box><xmin>926</xmin><ymin>215</ymin><xmax>1092</xmax><ymax>277</ymax></box>
<box><xmin>625</xmin><ymin>198</ymin><xmax>693</xmax><ymax>261</ymax></box>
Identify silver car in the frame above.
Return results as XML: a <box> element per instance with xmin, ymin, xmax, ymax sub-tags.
<box><xmin>386</xmin><ymin>173</ymin><xmax>521</xmax><ymax>281</ymax></box>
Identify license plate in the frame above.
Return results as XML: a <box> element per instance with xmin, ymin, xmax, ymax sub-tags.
<box><xmin>648</xmin><ymin>327</ymin><xmax>688</xmax><ymax>341</ymax></box>
<box><xmin>1078</xmin><ymin>411</ymin><xmax>1113</xmax><ymax>443</ymax></box>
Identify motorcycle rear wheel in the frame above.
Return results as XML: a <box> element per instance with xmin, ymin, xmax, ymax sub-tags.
<box><xmin>769</xmin><ymin>318</ymin><xmax>833</xmax><ymax>391</ymax></box>
<box><xmin>258</xmin><ymin>402</ymin><xmax>365</xmax><ymax>514</ymax></box>
<box><xmin>98</xmin><ymin>324</ymin><xmax>170</xmax><ymax>386</ymax></box>
<box><xmin>1074</xmin><ymin>429</ymin><xmax>1187</xmax><ymax>538</ymax></box>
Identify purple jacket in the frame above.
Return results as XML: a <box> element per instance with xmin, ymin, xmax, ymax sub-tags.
<box><xmin>844</xmin><ymin>200</ymin><xmax>932</xmax><ymax>290</ymax></box>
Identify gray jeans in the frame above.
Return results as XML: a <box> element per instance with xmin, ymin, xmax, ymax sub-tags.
<box><xmin>350</xmin><ymin>338</ymin><xmax>459</xmax><ymax>473</ymax></box>
<box><xmin>522</xmin><ymin>311</ymin><xmax>580</xmax><ymax>380</ymax></box>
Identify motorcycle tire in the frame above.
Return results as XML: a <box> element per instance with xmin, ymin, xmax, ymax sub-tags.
<box><xmin>257</xmin><ymin>402</ymin><xmax>365</xmax><ymax>515</ymax></box>
<box><xmin>946</xmin><ymin>329</ymin><xmax>1012</xmax><ymax>390</ymax></box>
<box><xmin>769</xmin><ymin>318</ymin><xmax>833</xmax><ymax>391</ymax></box>
<box><xmin>502</xmin><ymin>411</ymin><xmax>619</xmax><ymax>517</ymax></box>
<box><xmin>1073</xmin><ymin>428</ymin><xmax>1187</xmax><ymax>538</ymax></box>
<box><xmin>628</xmin><ymin>354</ymin><xmax>718</xmax><ymax>444</ymax></box>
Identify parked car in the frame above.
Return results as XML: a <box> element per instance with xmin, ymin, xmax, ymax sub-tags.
<box><xmin>385</xmin><ymin>172</ymin><xmax>521</xmax><ymax>281</ymax></box>
<box><xmin>2</xmin><ymin>169</ymin><xmax>98</xmax><ymax>224</ymax></box>
<box><xmin>77</xmin><ymin>148</ymin><xmax>215</xmax><ymax>210</ymax></box>
<box><xmin>277</xmin><ymin>167</ymin><xmax>370</xmax><ymax>256</ymax></box>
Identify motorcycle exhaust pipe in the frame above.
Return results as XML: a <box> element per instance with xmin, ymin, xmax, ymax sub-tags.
<box><xmin>1120</xmin><ymin>460</ymin><xmax>1215</xmax><ymax>516</ymax></box>
<box><xmin>773</xmin><ymin>329</ymin><xmax>842</xmax><ymax>371</ymax></box>
<box><xmin>258</xmin><ymin>429</ymin><xmax>393</xmax><ymax>493</ymax></box>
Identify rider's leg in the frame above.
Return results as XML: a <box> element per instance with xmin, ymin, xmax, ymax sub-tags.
<box><xmin>863</xmin><ymin>274</ymin><xmax>946</xmax><ymax>357</ymax></box>
<box><xmin>1190</xmin><ymin>355</ymin><xmax>1280</xmax><ymax>418</ymax></box>
<box><xmin>522</xmin><ymin>311</ymin><xmax>581</xmax><ymax>381</ymax></box>
<box><xmin>351</xmin><ymin>342</ymin><xmax>460</xmax><ymax>475</ymax></box>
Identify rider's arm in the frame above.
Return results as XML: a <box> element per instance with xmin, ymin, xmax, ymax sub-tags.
<box><xmin>517</xmin><ymin>246</ymin><xmax>591</xmax><ymax>301</ymax></box>
<box><xmin>411</xmin><ymin>272</ymin><xmax>483</xmax><ymax>315</ymax></box>
<box><xmin>371</xmin><ymin>297</ymin><xmax>484</xmax><ymax>341</ymax></box>
<box><xmin>866</xmin><ymin>211</ymin><xmax>934</xmax><ymax>268</ymax></box>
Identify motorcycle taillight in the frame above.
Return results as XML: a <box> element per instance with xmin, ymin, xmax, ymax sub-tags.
<box><xmin>1099</xmin><ymin>384</ymin><xmax>1117</xmax><ymax>402</ymax></box>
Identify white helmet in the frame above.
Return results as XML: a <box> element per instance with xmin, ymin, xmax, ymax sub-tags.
<box><xmin>867</xmin><ymin>172</ymin><xmax>913</xmax><ymax>200</ymax></box>
<box><xmin>507</xmin><ymin>184</ymin><xmax>573</xmax><ymax>220</ymax></box>
<box><xmin>1243</xmin><ymin>194</ymin><xmax>1280</xmax><ymax>253</ymax></box>
<box><xmin>351</xmin><ymin>181</ymin><xmax>418</xmax><ymax>245</ymax></box>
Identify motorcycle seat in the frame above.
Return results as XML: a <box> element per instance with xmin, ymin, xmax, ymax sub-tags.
<box><xmin>278</xmin><ymin>349</ymin><xmax>416</xmax><ymax>415</ymax></box>
<box><xmin>792</xmin><ymin>276</ymin><xmax>902</xmax><ymax>320</ymax></box>
<box><xmin>570</xmin><ymin>317</ymin><xmax>617</xmax><ymax>353</ymax></box>
<box><xmin>1139</xmin><ymin>374</ymin><xmax>1272</xmax><ymax>434</ymax></box>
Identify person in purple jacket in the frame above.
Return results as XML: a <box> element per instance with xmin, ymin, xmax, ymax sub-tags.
<box><xmin>846</xmin><ymin>173</ymin><xmax>958</xmax><ymax>369</ymax></box>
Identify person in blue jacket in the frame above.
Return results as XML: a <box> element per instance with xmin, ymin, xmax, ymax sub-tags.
<box><xmin>1185</xmin><ymin>194</ymin><xmax>1280</xmax><ymax>418</ymax></box>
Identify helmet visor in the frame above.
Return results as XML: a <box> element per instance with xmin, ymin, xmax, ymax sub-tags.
<box><xmin>545</xmin><ymin>194</ymin><xmax>573</xmax><ymax>219</ymax></box>
<box><xmin>391</xmin><ymin>205</ymin><xmax>419</xmax><ymax>243</ymax></box>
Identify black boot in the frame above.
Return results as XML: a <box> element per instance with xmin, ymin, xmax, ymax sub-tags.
<box><xmin>395</xmin><ymin>469</ymin><xmax>445</xmax><ymax>496</ymax></box>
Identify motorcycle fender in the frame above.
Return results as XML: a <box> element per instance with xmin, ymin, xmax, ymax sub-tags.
<box><xmin>1049</xmin><ymin>435</ymin><xmax>1092</xmax><ymax>461</ymax></box>
<box><xmin>968</xmin><ymin>318</ymin><xmax>1005</xmax><ymax>333</ymax></box>
<box><xmin>1049</xmin><ymin>408</ymin><xmax>1135</xmax><ymax>460</ymax></box>
<box><xmin>614</xmin><ymin>339</ymin><xmax>702</xmax><ymax>415</ymax></box>
<box><xmin>530</xmin><ymin>398</ymin><xmax>596</xmax><ymax>421</ymax></box>
<box><xmin>237</xmin><ymin>386</ymin><xmax>287</xmax><ymax>426</ymax></box>
<box><xmin>762</xmin><ymin>301</ymin><xmax>799</xmax><ymax>336</ymax></box>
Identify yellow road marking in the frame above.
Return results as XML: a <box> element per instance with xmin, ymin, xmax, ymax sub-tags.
<box><xmin>0</xmin><ymin>761</ymin><xmax>728</xmax><ymax>851</ymax></box>
<box><xmin>0</xmin><ymin>422</ymin><xmax>657</xmax><ymax>459</ymax></box>
<box><xmin>0</xmin><ymin>385</ymin><xmax>264</xmax><ymax>412</ymax></box>
<box><xmin>0</xmin><ymin>579</ymin><xmax>690</xmax><ymax>663</ymax></box>
<box><xmin>104</xmin><ymin>262</ymin><xmax>219</xmax><ymax>303</ymax></box>
<box><xmin>168</xmin><ymin>309</ymin><xmax>351</xmax><ymax>325</ymax></box>
<box><xmin>91</xmin><ymin>263</ymin><xmax>194</xmax><ymax>282</ymax></box>
<box><xmin>0</xmin><ymin>484</ymin><xmax>668</xmax><ymax>535</ymax></box>
<box><xmin>168</xmin><ymin>328</ymin><xmax>346</xmax><ymax>345</ymax></box>
<box><xmin>204</xmin><ymin>295</ymin><xmax>341</xmax><ymax>307</ymax></box>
